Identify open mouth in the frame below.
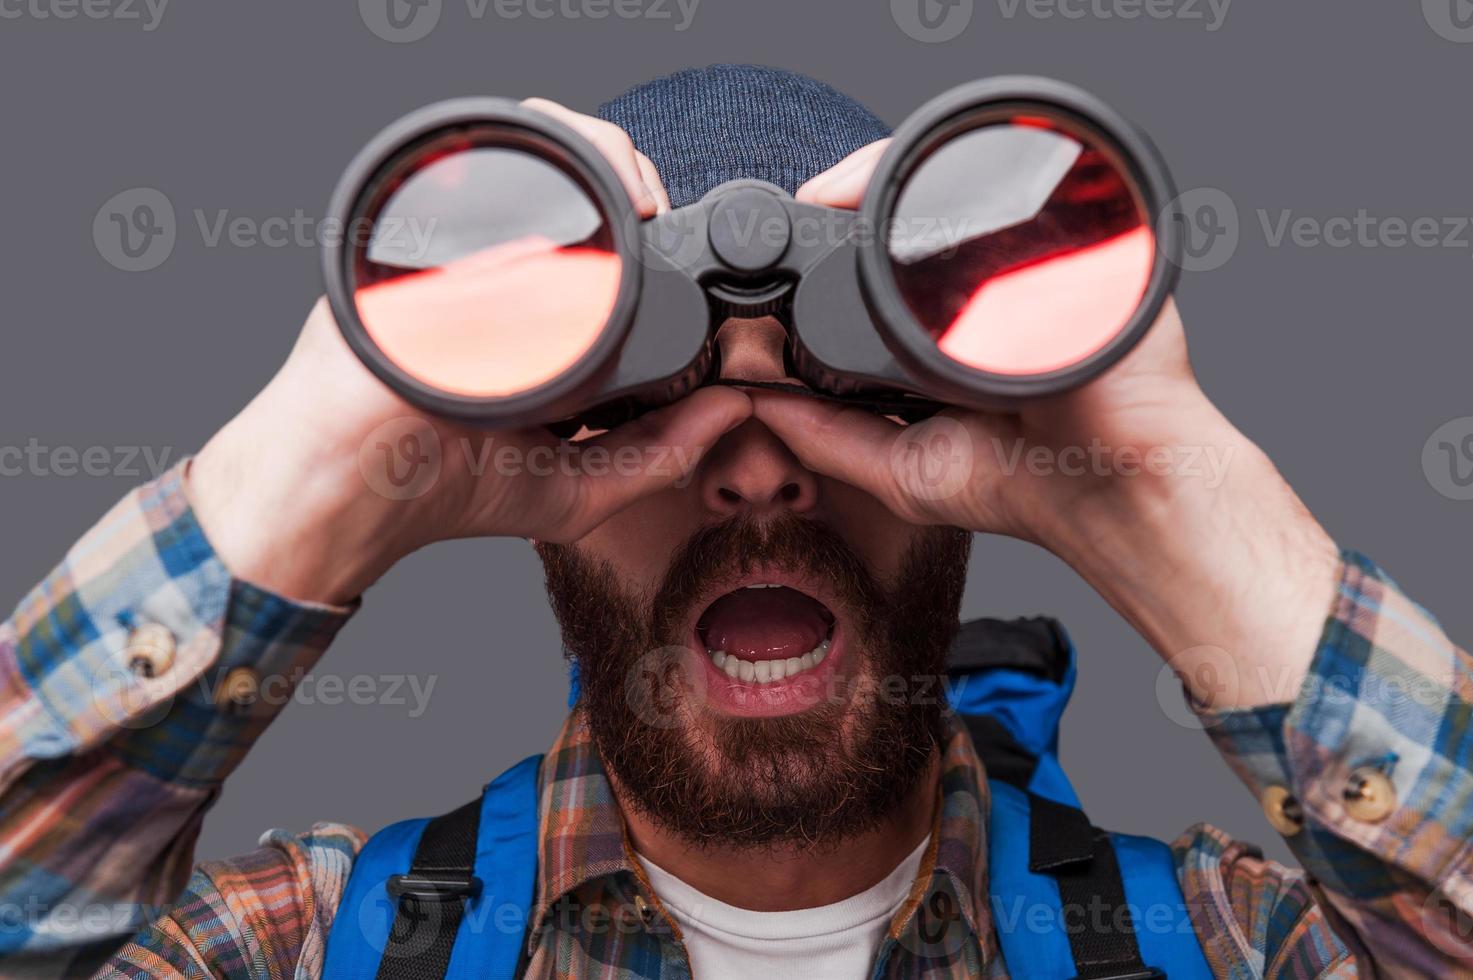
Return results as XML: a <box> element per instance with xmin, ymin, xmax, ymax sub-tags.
<box><xmin>696</xmin><ymin>583</ymin><xmax>837</xmax><ymax>686</ymax></box>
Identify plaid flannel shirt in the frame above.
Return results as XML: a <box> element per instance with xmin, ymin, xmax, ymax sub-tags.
<box><xmin>2</xmin><ymin>465</ymin><xmax>1470</xmax><ymax>977</ymax></box>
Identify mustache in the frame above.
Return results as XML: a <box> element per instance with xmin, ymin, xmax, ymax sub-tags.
<box><xmin>650</xmin><ymin>513</ymin><xmax>884</xmax><ymax>643</ymax></box>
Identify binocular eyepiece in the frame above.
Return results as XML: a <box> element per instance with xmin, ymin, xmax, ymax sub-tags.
<box><xmin>323</xmin><ymin>77</ymin><xmax>1181</xmax><ymax>431</ymax></box>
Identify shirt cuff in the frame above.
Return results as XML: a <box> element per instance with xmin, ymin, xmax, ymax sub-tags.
<box><xmin>1201</xmin><ymin>550</ymin><xmax>1473</xmax><ymax>895</ymax></box>
<box><xmin>0</xmin><ymin>460</ymin><xmax>355</xmax><ymax>788</ymax></box>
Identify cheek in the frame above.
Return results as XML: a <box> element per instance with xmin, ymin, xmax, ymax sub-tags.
<box><xmin>818</xmin><ymin>478</ymin><xmax>925</xmax><ymax>582</ymax></box>
<box><xmin>575</xmin><ymin>487</ymin><xmax>703</xmax><ymax>592</ymax></box>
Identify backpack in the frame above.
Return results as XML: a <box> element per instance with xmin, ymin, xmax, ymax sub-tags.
<box><xmin>323</xmin><ymin>617</ymin><xmax>1213</xmax><ymax>979</ymax></box>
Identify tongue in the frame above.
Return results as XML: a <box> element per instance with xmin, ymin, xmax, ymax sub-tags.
<box><xmin>698</xmin><ymin>586</ymin><xmax>832</xmax><ymax>662</ymax></box>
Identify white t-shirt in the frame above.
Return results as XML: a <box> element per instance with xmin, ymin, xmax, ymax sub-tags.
<box><xmin>637</xmin><ymin>835</ymin><xmax>931</xmax><ymax>980</ymax></box>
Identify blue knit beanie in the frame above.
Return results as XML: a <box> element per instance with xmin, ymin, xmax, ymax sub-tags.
<box><xmin>597</xmin><ymin>65</ymin><xmax>892</xmax><ymax>209</ymax></box>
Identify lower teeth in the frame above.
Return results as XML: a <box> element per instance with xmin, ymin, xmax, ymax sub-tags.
<box><xmin>707</xmin><ymin>638</ymin><xmax>831</xmax><ymax>684</ymax></box>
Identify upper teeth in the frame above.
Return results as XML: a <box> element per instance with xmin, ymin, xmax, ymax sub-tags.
<box><xmin>742</xmin><ymin>583</ymin><xmax>783</xmax><ymax>589</ymax></box>
<box><xmin>708</xmin><ymin>638</ymin><xmax>830</xmax><ymax>684</ymax></box>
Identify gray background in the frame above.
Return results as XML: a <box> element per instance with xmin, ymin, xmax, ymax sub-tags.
<box><xmin>2</xmin><ymin>0</ymin><xmax>1471</xmax><ymax>869</ymax></box>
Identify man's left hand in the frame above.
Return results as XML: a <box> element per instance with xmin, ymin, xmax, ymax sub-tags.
<box><xmin>750</xmin><ymin>140</ymin><xmax>1342</xmax><ymax>711</ymax></box>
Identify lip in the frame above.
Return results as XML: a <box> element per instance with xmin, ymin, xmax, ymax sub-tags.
<box><xmin>681</xmin><ymin>569</ymin><xmax>849</xmax><ymax>719</ymax></box>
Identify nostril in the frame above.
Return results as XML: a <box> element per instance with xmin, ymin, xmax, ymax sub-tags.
<box><xmin>718</xmin><ymin>488</ymin><xmax>742</xmax><ymax>504</ymax></box>
<box><xmin>778</xmin><ymin>483</ymin><xmax>802</xmax><ymax>503</ymax></box>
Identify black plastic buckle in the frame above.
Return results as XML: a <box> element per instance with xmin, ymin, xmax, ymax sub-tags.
<box><xmin>386</xmin><ymin>872</ymin><xmax>483</xmax><ymax>902</ymax></box>
<box><xmin>1069</xmin><ymin>971</ymin><xmax>1166</xmax><ymax>980</ymax></box>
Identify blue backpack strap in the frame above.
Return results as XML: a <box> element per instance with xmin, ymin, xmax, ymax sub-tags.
<box><xmin>988</xmin><ymin>780</ymin><xmax>1078</xmax><ymax>977</ymax></box>
<box><xmin>1109</xmin><ymin>831</ymin><xmax>1216</xmax><ymax>980</ymax></box>
<box><xmin>949</xmin><ymin>619</ymin><xmax>1211</xmax><ymax>978</ymax></box>
<box><xmin>987</xmin><ymin>779</ymin><xmax>1213</xmax><ymax>979</ymax></box>
<box><xmin>324</xmin><ymin>754</ymin><xmax>544</xmax><ymax>980</ymax></box>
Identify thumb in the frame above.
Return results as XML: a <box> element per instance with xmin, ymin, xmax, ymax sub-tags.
<box><xmin>795</xmin><ymin>140</ymin><xmax>891</xmax><ymax>209</ymax></box>
<box><xmin>563</xmin><ymin>386</ymin><xmax>753</xmax><ymax>532</ymax></box>
<box><xmin>751</xmin><ymin>390</ymin><xmax>1010</xmax><ymax>527</ymax></box>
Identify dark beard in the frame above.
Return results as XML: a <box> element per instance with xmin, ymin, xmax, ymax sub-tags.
<box><xmin>537</xmin><ymin>515</ymin><xmax>971</xmax><ymax>850</ymax></box>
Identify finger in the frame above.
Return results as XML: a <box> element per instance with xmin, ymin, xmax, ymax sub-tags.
<box><xmin>553</xmin><ymin>386</ymin><xmax>754</xmax><ymax>538</ymax></box>
<box><xmin>1126</xmin><ymin>296</ymin><xmax>1191</xmax><ymax>376</ymax></box>
<box><xmin>752</xmin><ymin>389</ymin><xmax>1010</xmax><ymax>526</ymax></box>
<box><xmin>634</xmin><ymin>151</ymin><xmax>671</xmax><ymax>214</ymax></box>
<box><xmin>795</xmin><ymin>139</ymin><xmax>891</xmax><ymax>209</ymax></box>
<box><xmin>1025</xmin><ymin>297</ymin><xmax>1192</xmax><ymax>433</ymax></box>
<box><xmin>748</xmin><ymin>389</ymin><xmax>915</xmax><ymax>514</ymax></box>
<box><xmin>522</xmin><ymin>98</ymin><xmax>660</xmax><ymax>217</ymax></box>
<box><xmin>583</xmin><ymin>122</ymin><xmax>660</xmax><ymax>217</ymax></box>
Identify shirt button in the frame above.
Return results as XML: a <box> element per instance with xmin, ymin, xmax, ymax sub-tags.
<box><xmin>1343</xmin><ymin>768</ymin><xmax>1396</xmax><ymax>823</ymax></box>
<box><xmin>1260</xmin><ymin>785</ymin><xmax>1305</xmax><ymax>836</ymax></box>
<box><xmin>215</xmin><ymin>667</ymin><xmax>259</xmax><ymax>713</ymax></box>
<box><xmin>633</xmin><ymin>894</ymin><xmax>654</xmax><ymax>926</ymax></box>
<box><xmin>126</xmin><ymin>624</ymin><xmax>176</xmax><ymax>678</ymax></box>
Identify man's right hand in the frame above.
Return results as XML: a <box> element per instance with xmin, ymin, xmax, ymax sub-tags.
<box><xmin>188</xmin><ymin>102</ymin><xmax>751</xmax><ymax>607</ymax></box>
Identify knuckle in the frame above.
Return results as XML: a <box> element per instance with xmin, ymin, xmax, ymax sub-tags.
<box><xmin>592</xmin><ymin>117</ymin><xmax>631</xmax><ymax>142</ymax></box>
<box><xmin>530</xmin><ymin>484</ymin><xmax>587</xmax><ymax>543</ymax></box>
<box><xmin>590</xmin><ymin>124</ymin><xmax>638</xmax><ymax>161</ymax></box>
<box><xmin>520</xmin><ymin>96</ymin><xmax>564</xmax><ymax>115</ymax></box>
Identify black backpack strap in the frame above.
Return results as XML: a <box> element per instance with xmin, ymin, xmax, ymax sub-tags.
<box><xmin>958</xmin><ymin>713</ymin><xmax>1039</xmax><ymax>791</ymax></box>
<box><xmin>326</xmin><ymin>756</ymin><xmax>542</xmax><ymax>980</ymax></box>
<box><xmin>376</xmin><ymin>797</ymin><xmax>484</xmax><ymax>980</ymax></box>
<box><xmin>1028</xmin><ymin>793</ymin><xmax>1163</xmax><ymax>980</ymax></box>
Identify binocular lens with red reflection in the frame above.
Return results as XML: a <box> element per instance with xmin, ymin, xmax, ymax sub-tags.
<box><xmin>323</xmin><ymin>77</ymin><xmax>1181</xmax><ymax>432</ymax></box>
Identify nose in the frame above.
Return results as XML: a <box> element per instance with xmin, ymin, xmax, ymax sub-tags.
<box><xmin>698</xmin><ymin>419</ymin><xmax>819</xmax><ymax>515</ymax></box>
<box><xmin>696</xmin><ymin>317</ymin><xmax>819</xmax><ymax>516</ymax></box>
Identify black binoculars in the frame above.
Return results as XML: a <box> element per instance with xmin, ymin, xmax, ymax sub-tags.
<box><xmin>323</xmin><ymin>77</ymin><xmax>1180</xmax><ymax>433</ymax></box>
